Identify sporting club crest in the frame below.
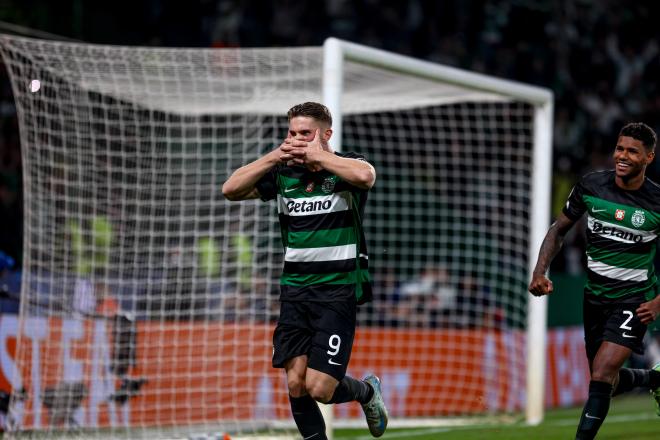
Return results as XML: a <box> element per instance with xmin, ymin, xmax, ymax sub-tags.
<box><xmin>321</xmin><ymin>176</ymin><xmax>336</xmax><ymax>194</ymax></box>
<box><xmin>615</xmin><ymin>209</ymin><xmax>625</xmax><ymax>221</ymax></box>
<box><xmin>631</xmin><ymin>210</ymin><xmax>646</xmax><ymax>228</ymax></box>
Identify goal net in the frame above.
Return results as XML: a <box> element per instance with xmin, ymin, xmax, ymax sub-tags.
<box><xmin>0</xmin><ymin>35</ymin><xmax>552</xmax><ymax>438</ymax></box>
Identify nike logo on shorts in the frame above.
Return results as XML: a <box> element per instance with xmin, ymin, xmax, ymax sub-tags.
<box><xmin>622</xmin><ymin>332</ymin><xmax>636</xmax><ymax>338</ymax></box>
<box><xmin>328</xmin><ymin>358</ymin><xmax>342</xmax><ymax>366</ymax></box>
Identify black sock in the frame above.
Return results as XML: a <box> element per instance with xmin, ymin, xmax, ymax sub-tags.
<box><xmin>328</xmin><ymin>376</ymin><xmax>373</xmax><ymax>404</ymax></box>
<box><xmin>289</xmin><ymin>394</ymin><xmax>327</xmax><ymax>440</ymax></box>
<box><xmin>575</xmin><ymin>381</ymin><xmax>612</xmax><ymax>440</ymax></box>
<box><xmin>613</xmin><ymin>368</ymin><xmax>650</xmax><ymax>396</ymax></box>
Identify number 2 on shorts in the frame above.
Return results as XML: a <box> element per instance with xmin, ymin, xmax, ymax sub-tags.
<box><xmin>619</xmin><ymin>310</ymin><xmax>633</xmax><ymax>331</ymax></box>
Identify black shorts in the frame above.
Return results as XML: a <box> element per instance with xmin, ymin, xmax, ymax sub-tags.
<box><xmin>583</xmin><ymin>293</ymin><xmax>648</xmax><ymax>360</ymax></box>
<box><xmin>272</xmin><ymin>298</ymin><xmax>357</xmax><ymax>380</ymax></box>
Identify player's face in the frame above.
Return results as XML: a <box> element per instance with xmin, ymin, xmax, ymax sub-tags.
<box><xmin>288</xmin><ymin>116</ymin><xmax>331</xmax><ymax>143</ymax></box>
<box><xmin>613</xmin><ymin>136</ymin><xmax>654</xmax><ymax>180</ymax></box>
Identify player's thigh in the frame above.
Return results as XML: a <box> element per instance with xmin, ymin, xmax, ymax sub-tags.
<box><xmin>307</xmin><ymin>299</ymin><xmax>357</xmax><ymax>381</ymax></box>
<box><xmin>272</xmin><ymin>301</ymin><xmax>312</xmax><ymax>369</ymax></box>
<box><xmin>591</xmin><ymin>341</ymin><xmax>633</xmax><ymax>382</ymax></box>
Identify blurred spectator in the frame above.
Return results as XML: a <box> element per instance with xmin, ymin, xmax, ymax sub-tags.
<box><xmin>364</xmin><ymin>266</ymin><xmax>403</xmax><ymax>327</ymax></box>
<box><xmin>398</xmin><ymin>265</ymin><xmax>458</xmax><ymax>328</ymax></box>
<box><xmin>0</xmin><ymin>175</ymin><xmax>20</xmax><ymax>267</ymax></box>
<box><xmin>453</xmin><ymin>275</ymin><xmax>502</xmax><ymax>330</ymax></box>
<box><xmin>0</xmin><ymin>250</ymin><xmax>19</xmax><ymax>314</ymax></box>
<box><xmin>606</xmin><ymin>35</ymin><xmax>658</xmax><ymax>98</ymax></box>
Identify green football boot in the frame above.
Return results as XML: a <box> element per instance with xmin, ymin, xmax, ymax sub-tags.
<box><xmin>652</xmin><ymin>362</ymin><xmax>660</xmax><ymax>416</ymax></box>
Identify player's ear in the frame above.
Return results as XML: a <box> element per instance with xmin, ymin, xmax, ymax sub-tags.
<box><xmin>323</xmin><ymin>128</ymin><xmax>332</xmax><ymax>142</ymax></box>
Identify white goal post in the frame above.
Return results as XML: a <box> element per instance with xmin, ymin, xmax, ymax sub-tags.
<box><xmin>322</xmin><ymin>37</ymin><xmax>553</xmax><ymax>427</ymax></box>
<box><xmin>0</xmin><ymin>34</ymin><xmax>552</xmax><ymax>439</ymax></box>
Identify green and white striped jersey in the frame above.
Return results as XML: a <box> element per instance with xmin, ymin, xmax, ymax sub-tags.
<box><xmin>256</xmin><ymin>152</ymin><xmax>372</xmax><ymax>304</ymax></box>
<box><xmin>563</xmin><ymin>170</ymin><xmax>660</xmax><ymax>300</ymax></box>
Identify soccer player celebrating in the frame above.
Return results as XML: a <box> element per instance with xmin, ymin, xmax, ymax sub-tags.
<box><xmin>223</xmin><ymin>102</ymin><xmax>387</xmax><ymax>439</ymax></box>
<box><xmin>529</xmin><ymin>122</ymin><xmax>660</xmax><ymax>439</ymax></box>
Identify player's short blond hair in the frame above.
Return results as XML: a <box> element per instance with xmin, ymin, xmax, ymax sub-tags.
<box><xmin>287</xmin><ymin>102</ymin><xmax>332</xmax><ymax>127</ymax></box>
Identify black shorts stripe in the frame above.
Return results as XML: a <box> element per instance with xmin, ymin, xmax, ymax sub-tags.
<box><xmin>584</xmin><ymin>292</ymin><xmax>647</xmax><ymax>306</ymax></box>
<box><xmin>282</xmin><ymin>256</ymin><xmax>368</xmax><ymax>275</ymax></box>
<box><xmin>586</xmin><ymin>268</ymin><xmax>652</xmax><ymax>292</ymax></box>
<box><xmin>283</xmin><ymin>259</ymin><xmax>356</xmax><ymax>274</ymax></box>
<box><xmin>281</xmin><ymin>211</ymin><xmax>355</xmax><ymax>232</ymax></box>
<box><xmin>280</xmin><ymin>283</ymin><xmax>355</xmax><ymax>302</ymax></box>
<box><xmin>586</xmin><ymin>230</ymin><xmax>654</xmax><ymax>254</ymax></box>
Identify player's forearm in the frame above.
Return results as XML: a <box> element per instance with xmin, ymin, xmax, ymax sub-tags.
<box><xmin>532</xmin><ymin>225</ymin><xmax>566</xmax><ymax>275</ymax></box>
<box><xmin>222</xmin><ymin>151</ymin><xmax>279</xmax><ymax>201</ymax></box>
<box><xmin>315</xmin><ymin>152</ymin><xmax>376</xmax><ymax>189</ymax></box>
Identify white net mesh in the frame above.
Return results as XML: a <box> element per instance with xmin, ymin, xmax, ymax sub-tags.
<box><xmin>0</xmin><ymin>34</ymin><xmax>537</xmax><ymax>438</ymax></box>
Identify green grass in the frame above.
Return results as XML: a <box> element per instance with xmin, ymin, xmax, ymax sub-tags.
<box><xmin>335</xmin><ymin>393</ymin><xmax>659</xmax><ymax>440</ymax></box>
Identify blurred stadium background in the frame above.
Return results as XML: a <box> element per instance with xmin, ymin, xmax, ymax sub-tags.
<box><xmin>0</xmin><ymin>0</ymin><xmax>659</xmax><ymax>439</ymax></box>
<box><xmin>3</xmin><ymin>1</ymin><xmax>660</xmax><ymax>316</ymax></box>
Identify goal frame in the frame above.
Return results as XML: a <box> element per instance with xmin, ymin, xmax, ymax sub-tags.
<box><xmin>322</xmin><ymin>37</ymin><xmax>553</xmax><ymax>428</ymax></box>
<box><xmin>0</xmin><ymin>33</ymin><xmax>553</xmax><ymax>438</ymax></box>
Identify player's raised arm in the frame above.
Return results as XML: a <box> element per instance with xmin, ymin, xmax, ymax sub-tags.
<box><xmin>528</xmin><ymin>212</ymin><xmax>577</xmax><ymax>296</ymax></box>
<box><xmin>297</xmin><ymin>129</ymin><xmax>376</xmax><ymax>190</ymax></box>
<box><xmin>222</xmin><ymin>139</ymin><xmax>293</xmax><ymax>201</ymax></box>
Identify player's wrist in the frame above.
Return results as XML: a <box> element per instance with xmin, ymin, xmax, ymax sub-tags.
<box><xmin>306</xmin><ymin>149</ymin><xmax>329</xmax><ymax>167</ymax></box>
<box><xmin>265</xmin><ymin>148</ymin><xmax>285</xmax><ymax>164</ymax></box>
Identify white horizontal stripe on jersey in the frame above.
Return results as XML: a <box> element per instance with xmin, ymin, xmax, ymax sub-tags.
<box><xmin>277</xmin><ymin>191</ymin><xmax>352</xmax><ymax>217</ymax></box>
<box><xmin>587</xmin><ymin>216</ymin><xmax>657</xmax><ymax>243</ymax></box>
<box><xmin>587</xmin><ymin>256</ymin><xmax>648</xmax><ymax>282</ymax></box>
<box><xmin>285</xmin><ymin>244</ymin><xmax>357</xmax><ymax>262</ymax></box>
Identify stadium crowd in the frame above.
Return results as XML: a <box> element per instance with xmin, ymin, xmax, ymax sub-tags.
<box><xmin>1</xmin><ymin>0</ymin><xmax>660</xmax><ymax>325</ymax></box>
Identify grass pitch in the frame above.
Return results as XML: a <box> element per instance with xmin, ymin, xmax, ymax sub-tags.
<box><xmin>335</xmin><ymin>393</ymin><xmax>659</xmax><ymax>440</ymax></box>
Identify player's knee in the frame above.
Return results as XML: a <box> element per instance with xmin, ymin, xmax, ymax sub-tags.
<box><xmin>591</xmin><ymin>373</ymin><xmax>616</xmax><ymax>384</ymax></box>
<box><xmin>306</xmin><ymin>382</ymin><xmax>333</xmax><ymax>403</ymax></box>
<box><xmin>591</xmin><ymin>366</ymin><xmax>618</xmax><ymax>384</ymax></box>
<box><xmin>287</xmin><ymin>376</ymin><xmax>306</xmax><ymax>397</ymax></box>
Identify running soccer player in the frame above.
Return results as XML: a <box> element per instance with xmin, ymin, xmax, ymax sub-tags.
<box><xmin>222</xmin><ymin>102</ymin><xmax>387</xmax><ymax>439</ymax></box>
<box><xmin>529</xmin><ymin>122</ymin><xmax>660</xmax><ymax>440</ymax></box>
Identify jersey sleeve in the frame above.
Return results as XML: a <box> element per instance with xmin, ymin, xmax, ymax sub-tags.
<box><xmin>562</xmin><ymin>178</ymin><xmax>587</xmax><ymax>221</ymax></box>
<box><xmin>334</xmin><ymin>152</ymin><xmax>370</xmax><ymax>192</ymax></box>
<box><xmin>255</xmin><ymin>166</ymin><xmax>279</xmax><ymax>201</ymax></box>
<box><xmin>340</xmin><ymin>151</ymin><xmax>367</xmax><ymax>162</ymax></box>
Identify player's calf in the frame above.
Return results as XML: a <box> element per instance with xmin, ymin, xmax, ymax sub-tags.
<box><xmin>575</xmin><ymin>380</ymin><xmax>612</xmax><ymax>440</ymax></box>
